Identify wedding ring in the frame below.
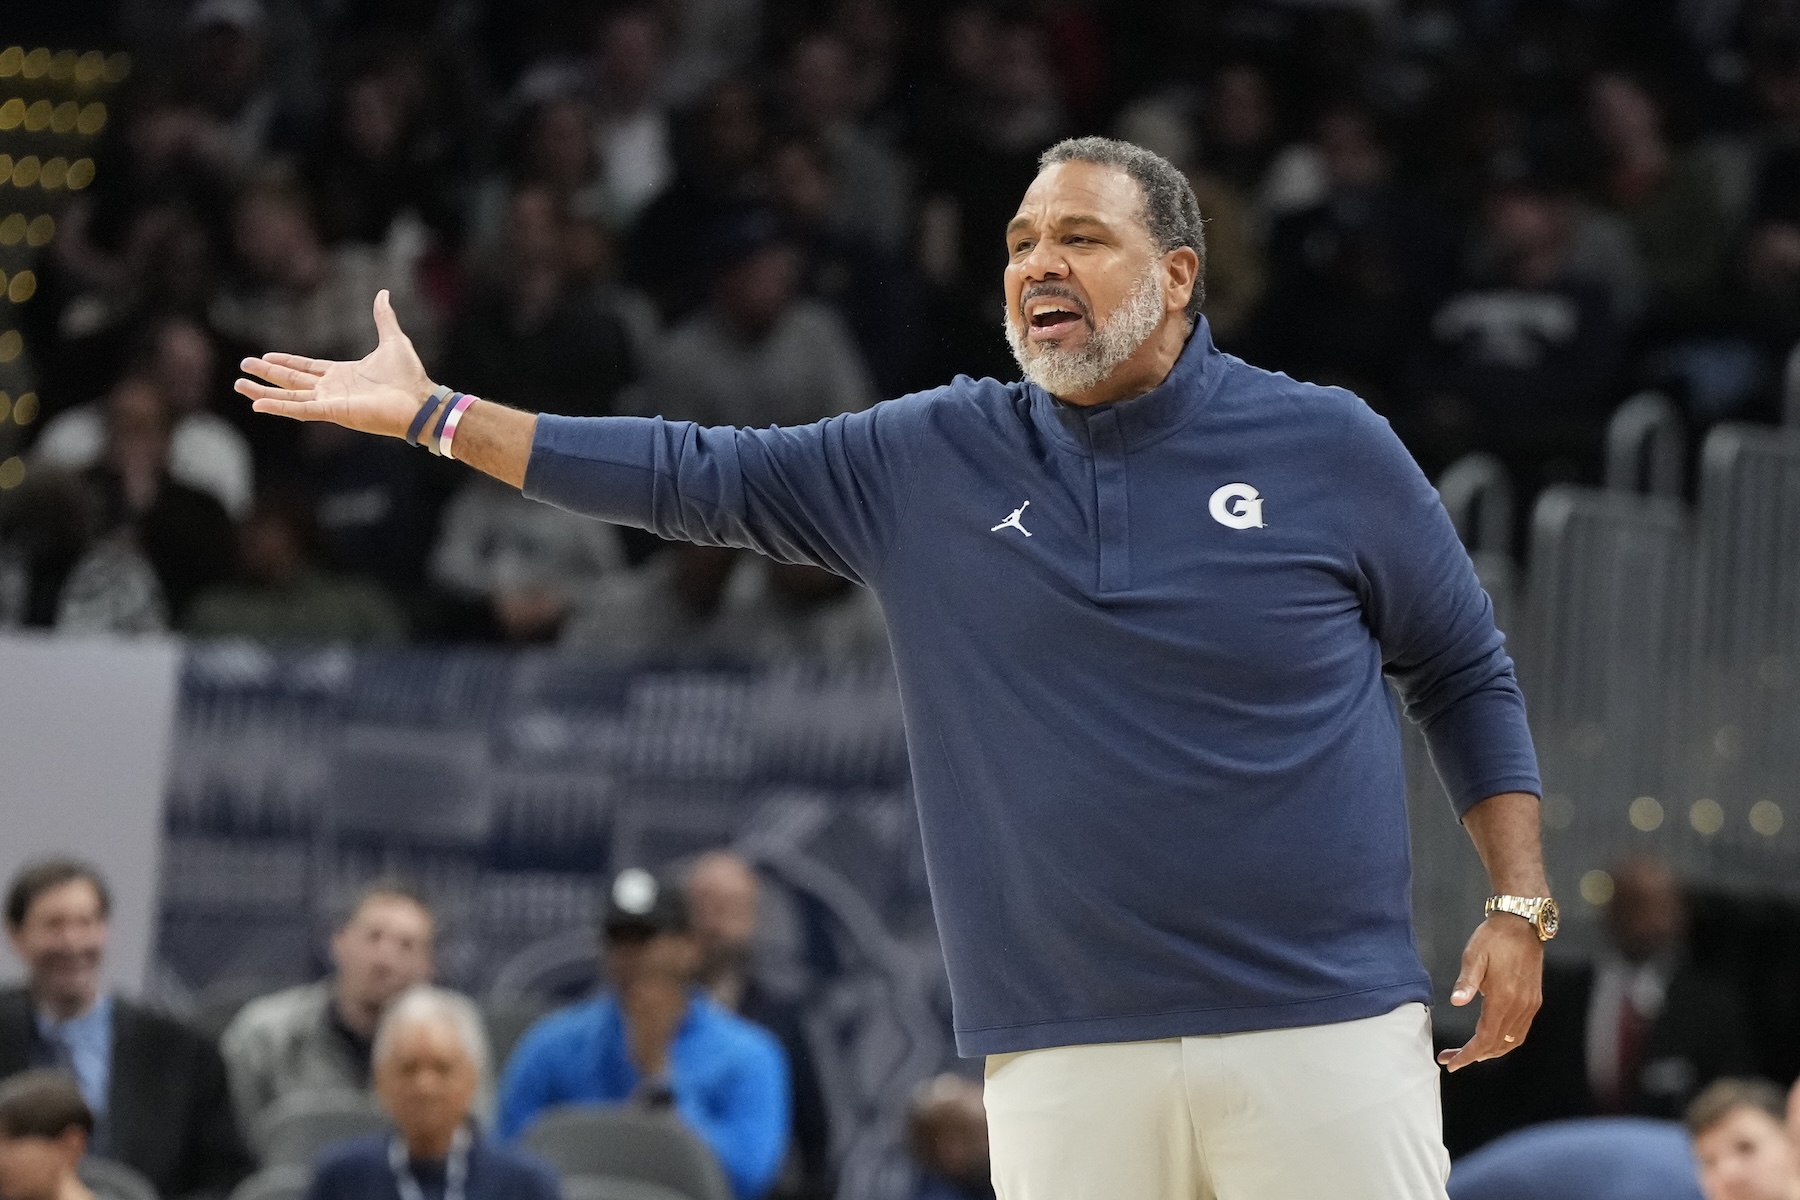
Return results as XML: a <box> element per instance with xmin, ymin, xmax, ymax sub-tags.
<box><xmin>1502</xmin><ymin>1035</ymin><xmax>1516</xmax><ymax>1043</ymax></box>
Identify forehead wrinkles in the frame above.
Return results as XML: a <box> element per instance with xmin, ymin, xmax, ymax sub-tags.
<box><xmin>1011</xmin><ymin>163</ymin><xmax>1153</xmax><ymax>247</ymax></box>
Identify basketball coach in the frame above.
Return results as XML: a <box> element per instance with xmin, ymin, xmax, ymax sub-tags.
<box><xmin>238</xmin><ymin>136</ymin><xmax>1556</xmax><ymax>1200</ymax></box>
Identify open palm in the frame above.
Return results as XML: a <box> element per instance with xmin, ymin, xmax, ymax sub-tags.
<box><xmin>234</xmin><ymin>290</ymin><xmax>434</xmax><ymax>438</ymax></box>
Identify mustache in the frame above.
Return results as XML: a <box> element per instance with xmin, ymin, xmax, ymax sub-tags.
<box><xmin>1019</xmin><ymin>283</ymin><xmax>1091</xmax><ymax>320</ymax></box>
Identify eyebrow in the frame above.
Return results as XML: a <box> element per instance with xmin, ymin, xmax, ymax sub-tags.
<box><xmin>1005</xmin><ymin>214</ymin><xmax>1114</xmax><ymax>240</ymax></box>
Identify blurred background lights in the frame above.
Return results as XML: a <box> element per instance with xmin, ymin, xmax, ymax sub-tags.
<box><xmin>1581</xmin><ymin>869</ymin><xmax>1616</xmax><ymax>906</ymax></box>
<box><xmin>0</xmin><ymin>99</ymin><xmax>23</xmax><ymax>131</ymax></box>
<box><xmin>1629</xmin><ymin>795</ymin><xmax>1665</xmax><ymax>832</ymax></box>
<box><xmin>8</xmin><ymin>270</ymin><xmax>37</xmax><ymax>304</ymax></box>
<box><xmin>0</xmin><ymin>330</ymin><xmax>21</xmax><ymax>362</ymax></box>
<box><xmin>22</xmin><ymin>99</ymin><xmax>51</xmax><ymax>132</ymax></box>
<box><xmin>21</xmin><ymin>49</ymin><xmax>49</xmax><ymax>80</ymax></box>
<box><xmin>0</xmin><ymin>48</ymin><xmax>22</xmax><ymax>78</ymax></box>
<box><xmin>66</xmin><ymin>158</ymin><xmax>94</xmax><ymax>189</ymax></box>
<box><xmin>0</xmin><ymin>457</ymin><xmax>23</xmax><ymax>490</ymax></box>
<box><xmin>1750</xmin><ymin>801</ymin><xmax>1784</xmax><ymax>837</ymax></box>
<box><xmin>48</xmin><ymin>50</ymin><xmax>77</xmax><ymax>82</ymax></box>
<box><xmin>10</xmin><ymin>391</ymin><xmax>36</xmax><ymax>424</ymax></box>
<box><xmin>0</xmin><ymin>391</ymin><xmax>9</xmax><ymax>421</ymax></box>
<box><xmin>26</xmin><ymin>215</ymin><xmax>54</xmax><ymax>246</ymax></box>
<box><xmin>39</xmin><ymin>159</ymin><xmax>67</xmax><ymax>190</ymax></box>
<box><xmin>0</xmin><ymin>215</ymin><xmax>24</xmax><ymax>245</ymax></box>
<box><xmin>74</xmin><ymin>51</ymin><xmax>104</xmax><ymax>85</ymax></box>
<box><xmin>1689</xmin><ymin>798</ymin><xmax>1725</xmax><ymax>836</ymax></box>
<box><xmin>12</xmin><ymin>156</ymin><xmax>40</xmax><ymax>188</ymax></box>
<box><xmin>50</xmin><ymin>101</ymin><xmax>78</xmax><ymax>134</ymax></box>
<box><xmin>77</xmin><ymin>103</ymin><xmax>105</xmax><ymax>135</ymax></box>
<box><xmin>101</xmin><ymin>53</ymin><xmax>130</xmax><ymax>83</ymax></box>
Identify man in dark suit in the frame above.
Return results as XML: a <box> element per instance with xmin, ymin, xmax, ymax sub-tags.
<box><xmin>1443</xmin><ymin>856</ymin><xmax>1754</xmax><ymax>1155</ymax></box>
<box><xmin>1</xmin><ymin>858</ymin><xmax>251</xmax><ymax>1199</ymax></box>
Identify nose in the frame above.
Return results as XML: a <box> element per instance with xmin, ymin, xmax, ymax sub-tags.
<box><xmin>1017</xmin><ymin>238</ymin><xmax>1068</xmax><ymax>283</ymax></box>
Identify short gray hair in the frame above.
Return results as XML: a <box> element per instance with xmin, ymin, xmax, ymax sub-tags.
<box><xmin>372</xmin><ymin>986</ymin><xmax>489</xmax><ymax>1078</ymax></box>
<box><xmin>1039</xmin><ymin>136</ymin><xmax>1207</xmax><ymax>318</ymax></box>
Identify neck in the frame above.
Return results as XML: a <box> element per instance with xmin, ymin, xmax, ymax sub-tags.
<box><xmin>54</xmin><ymin>1174</ymin><xmax>96</xmax><ymax>1200</ymax></box>
<box><xmin>405</xmin><ymin>1125</ymin><xmax>459</xmax><ymax>1162</ymax></box>
<box><xmin>36</xmin><ymin>989</ymin><xmax>98</xmax><ymax>1023</ymax></box>
<box><xmin>1058</xmin><ymin>316</ymin><xmax>1191</xmax><ymax>407</ymax></box>
<box><xmin>333</xmin><ymin>987</ymin><xmax>379</xmax><ymax>1040</ymax></box>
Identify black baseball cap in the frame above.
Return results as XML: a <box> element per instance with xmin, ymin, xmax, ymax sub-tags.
<box><xmin>602</xmin><ymin>867</ymin><xmax>690</xmax><ymax>938</ymax></box>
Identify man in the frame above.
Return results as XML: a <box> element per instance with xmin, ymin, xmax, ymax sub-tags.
<box><xmin>221</xmin><ymin>881</ymin><xmax>436</xmax><ymax>1141</ymax></box>
<box><xmin>685</xmin><ymin>852</ymin><xmax>831</xmax><ymax>1196</ymax></box>
<box><xmin>497</xmin><ymin>869</ymin><xmax>789</xmax><ymax>1200</ymax></box>
<box><xmin>0</xmin><ymin>1070</ymin><xmax>96</xmax><ymax>1200</ymax></box>
<box><xmin>305</xmin><ymin>987</ymin><xmax>559</xmax><ymax>1200</ymax></box>
<box><xmin>1444</xmin><ymin>856</ymin><xmax>1751</xmax><ymax>1152</ymax></box>
<box><xmin>0</xmin><ymin>860</ymin><xmax>250</xmax><ymax>1199</ymax></box>
<box><xmin>1687</xmin><ymin>1078</ymin><xmax>1800</xmax><ymax>1200</ymax></box>
<box><xmin>238</xmin><ymin>135</ymin><xmax>1550</xmax><ymax>1199</ymax></box>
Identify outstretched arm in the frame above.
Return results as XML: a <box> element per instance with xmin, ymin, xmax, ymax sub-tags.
<box><xmin>234</xmin><ymin>290</ymin><xmax>536</xmax><ymax>487</ymax></box>
<box><xmin>236</xmin><ymin>291</ymin><xmax>915</xmax><ymax>584</ymax></box>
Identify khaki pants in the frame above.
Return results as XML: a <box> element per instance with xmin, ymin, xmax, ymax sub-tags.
<box><xmin>984</xmin><ymin>1002</ymin><xmax>1451</xmax><ymax>1200</ymax></box>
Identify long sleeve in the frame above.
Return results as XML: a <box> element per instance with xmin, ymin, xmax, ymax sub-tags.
<box><xmin>673</xmin><ymin>1031</ymin><xmax>790</xmax><ymax>1200</ymax></box>
<box><xmin>495</xmin><ymin>1022</ymin><xmax>564</xmax><ymax>1140</ymax></box>
<box><xmin>522</xmin><ymin>400</ymin><xmax>918</xmax><ymax>586</ymax></box>
<box><xmin>1336</xmin><ymin>401</ymin><xmax>1541</xmax><ymax>815</ymax></box>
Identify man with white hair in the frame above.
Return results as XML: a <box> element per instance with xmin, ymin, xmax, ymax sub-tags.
<box><xmin>240</xmin><ymin>134</ymin><xmax>1550</xmax><ymax>1199</ymax></box>
<box><xmin>304</xmin><ymin>987</ymin><xmax>559</xmax><ymax>1200</ymax></box>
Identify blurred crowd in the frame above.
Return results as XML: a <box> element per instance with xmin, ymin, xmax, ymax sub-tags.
<box><xmin>1</xmin><ymin>0</ymin><xmax>1798</xmax><ymax>641</ymax></box>
<box><xmin>5</xmin><ymin>850</ymin><xmax>1800</xmax><ymax>1200</ymax></box>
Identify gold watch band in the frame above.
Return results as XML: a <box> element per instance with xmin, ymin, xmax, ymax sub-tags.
<box><xmin>1485</xmin><ymin>894</ymin><xmax>1560</xmax><ymax>940</ymax></box>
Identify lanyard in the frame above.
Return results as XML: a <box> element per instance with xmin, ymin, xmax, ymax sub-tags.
<box><xmin>388</xmin><ymin>1126</ymin><xmax>470</xmax><ymax>1200</ymax></box>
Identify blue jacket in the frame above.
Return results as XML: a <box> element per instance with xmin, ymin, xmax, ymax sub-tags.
<box><xmin>304</xmin><ymin>1134</ymin><xmax>559</xmax><ymax>1200</ymax></box>
<box><xmin>496</xmin><ymin>993</ymin><xmax>789</xmax><ymax>1200</ymax></box>
<box><xmin>1448</xmin><ymin>1118</ymin><xmax>1704</xmax><ymax>1200</ymax></box>
<box><xmin>524</xmin><ymin>319</ymin><xmax>1541</xmax><ymax>1056</ymax></box>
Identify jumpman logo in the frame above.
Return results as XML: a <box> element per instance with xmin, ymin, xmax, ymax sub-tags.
<box><xmin>991</xmin><ymin>501</ymin><xmax>1033</xmax><ymax>537</ymax></box>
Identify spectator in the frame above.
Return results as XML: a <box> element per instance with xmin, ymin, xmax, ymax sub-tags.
<box><xmin>1687</xmin><ymin>1078</ymin><xmax>1800</xmax><ymax>1200</ymax></box>
<box><xmin>0</xmin><ymin>860</ymin><xmax>250</xmax><ymax>1198</ymax></box>
<box><xmin>782</xmin><ymin>33</ymin><xmax>910</xmax><ymax>253</ymax></box>
<box><xmin>626</xmin><ymin>76</ymin><xmax>770</xmax><ymax>322</ymax></box>
<box><xmin>1249</xmin><ymin>105</ymin><xmax>1454</xmax><ymax>403</ymax></box>
<box><xmin>1200</xmin><ymin>62</ymin><xmax>1325</xmax><ymax>229</ymax></box>
<box><xmin>185</xmin><ymin>495</ymin><xmax>407</xmax><ymax>642</ymax></box>
<box><xmin>305</xmin><ymin>53</ymin><xmax>461</xmax><ymax>247</ymax></box>
<box><xmin>181</xmin><ymin>0</ymin><xmax>287</xmax><ymax>177</ymax></box>
<box><xmin>466</xmin><ymin>98</ymin><xmax>607</xmax><ymax>259</ymax></box>
<box><xmin>1407</xmin><ymin>167</ymin><xmax>1630</xmax><ymax>490</ymax></box>
<box><xmin>768</xmin><ymin>133</ymin><xmax>923</xmax><ymax>393</ymax></box>
<box><xmin>588</xmin><ymin>6</ymin><xmax>677</xmax><ymax>230</ymax></box>
<box><xmin>442</xmin><ymin>186</ymin><xmax>638</xmax><ymax>420</ymax></box>
<box><xmin>0</xmin><ymin>472</ymin><xmax>103</xmax><ymax>631</ymax></box>
<box><xmin>684</xmin><ymin>853</ymin><xmax>831</xmax><ymax>1199</ymax></box>
<box><xmin>1447</xmin><ymin>1118</ymin><xmax>1705</xmax><ymax>1200</ymax></box>
<box><xmin>0</xmin><ymin>1070</ymin><xmax>95</xmax><ymax>1200</ymax></box>
<box><xmin>221</xmin><ymin>883</ymin><xmax>436</xmax><ymax>1141</ymax></box>
<box><xmin>304</xmin><ymin>988</ymin><xmax>558</xmax><ymax>1200</ymax></box>
<box><xmin>906</xmin><ymin>1075</ymin><xmax>991</xmax><ymax>1200</ymax></box>
<box><xmin>427</xmin><ymin>472</ymin><xmax>625</xmax><ymax>643</ymax></box>
<box><xmin>34</xmin><ymin>318</ymin><xmax>254</xmax><ymax>519</ymax></box>
<box><xmin>497</xmin><ymin>868</ymin><xmax>789</xmax><ymax>1200</ymax></box>
<box><xmin>211</xmin><ymin>172</ymin><xmax>436</xmax><ymax>365</ymax></box>
<box><xmin>81</xmin><ymin>375</ymin><xmax>237</xmax><ymax>625</ymax></box>
<box><xmin>1442</xmin><ymin>857</ymin><xmax>1753</xmax><ymax>1154</ymax></box>
<box><xmin>1586</xmin><ymin>70</ymin><xmax>1728</xmax><ymax>322</ymax></box>
<box><xmin>638</xmin><ymin>209</ymin><xmax>875</xmax><ymax>428</ymax></box>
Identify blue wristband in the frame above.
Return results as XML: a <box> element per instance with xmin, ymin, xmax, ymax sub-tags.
<box><xmin>407</xmin><ymin>386</ymin><xmax>452</xmax><ymax>446</ymax></box>
<box><xmin>429</xmin><ymin>392</ymin><xmax>462</xmax><ymax>454</ymax></box>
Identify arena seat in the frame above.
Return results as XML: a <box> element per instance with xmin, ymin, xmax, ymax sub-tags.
<box><xmin>523</xmin><ymin>1105</ymin><xmax>730</xmax><ymax>1200</ymax></box>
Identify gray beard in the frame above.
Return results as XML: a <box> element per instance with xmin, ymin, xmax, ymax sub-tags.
<box><xmin>1004</xmin><ymin>265</ymin><xmax>1166</xmax><ymax>398</ymax></box>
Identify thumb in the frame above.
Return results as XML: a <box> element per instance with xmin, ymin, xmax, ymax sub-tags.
<box><xmin>372</xmin><ymin>289</ymin><xmax>401</xmax><ymax>344</ymax></box>
<box><xmin>1452</xmin><ymin>954</ymin><xmax>1487</xmax><ymax>1006</ymax></box>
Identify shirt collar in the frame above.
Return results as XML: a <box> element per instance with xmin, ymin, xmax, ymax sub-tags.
<box><xmin>35</xmin><ymin>993</ymin><xmax>111</xmax><ymax>1042</ymax></box>
<box><xmin>1025</xmin><ymin>315</ymin><xmax>1226</xmax><ymax>455</ymax></box>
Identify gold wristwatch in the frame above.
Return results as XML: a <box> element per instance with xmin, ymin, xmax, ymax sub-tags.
<box><xmin>1485</xmin><ymin>895</ymin><xmax>1560</xmax><ymax>941</ymax></box>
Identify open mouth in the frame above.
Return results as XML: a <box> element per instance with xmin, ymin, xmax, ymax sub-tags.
<box><xmin>1025</xmin><ymin>296</ymin><xmax>1087</xmax><ymax>340</ymax></box>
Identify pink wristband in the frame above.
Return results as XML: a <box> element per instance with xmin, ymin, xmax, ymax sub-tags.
<box><xmin>437</xmin><ymin>393</ymin><xmax>479</xmax><ymax>460</ymax></box>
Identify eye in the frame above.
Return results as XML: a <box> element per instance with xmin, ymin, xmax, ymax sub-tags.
<box><xmin>1010</xmin><ymin>238</ymin><xmax>1034</xmax><ymax>255</ymax></box>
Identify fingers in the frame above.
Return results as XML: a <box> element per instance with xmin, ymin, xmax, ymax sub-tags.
<box><xmin>239</xmin><ymin>357</ymin><xmax>323</xmax><ymax>389</ymax></box>
<box><xmin>1437</xmin><ymin>933</ymin><xmax>1542</xmax><ymax>1072</ymax></box>
<box><xmin>247</xmin><ymin>396</ymin><xmax>326</xmax><ymax>420</ymax></box>
<box><xmin>263</xmin><ymin>352</ymin><xmax>338</xmax><ymax>375</ymax></box>
<box><xmin>234</xmin><ymin>378</ymin><xmax>314</xmax><ymax>403</ymax></box>
<box><xmin>1450</xmin><ymin>948</ymin><xmax>1487</xmax><ymax>1007</ymax></box>
<box><xmin>373</xmin><ymin>289</ymin><xmax>401</xmax><ymax>344</ymax></box>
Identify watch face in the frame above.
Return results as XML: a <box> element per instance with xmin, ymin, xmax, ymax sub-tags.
<box><xmin>1539</xmin><ymin>898</ymin><xmax>1560</xmax><ymax>939</ymax></box>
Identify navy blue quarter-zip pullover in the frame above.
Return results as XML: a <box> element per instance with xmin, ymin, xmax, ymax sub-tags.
<box><xmin>524</xmin><ymin>319</ymin><xmax>1541</xmax><ymax>1056</ymax></box>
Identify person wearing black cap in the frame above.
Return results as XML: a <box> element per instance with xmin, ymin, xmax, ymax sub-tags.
<box><xmin>494</xmin><ymin>869</ymin><xmax>790</xmax><ymax>1200</ymax></box>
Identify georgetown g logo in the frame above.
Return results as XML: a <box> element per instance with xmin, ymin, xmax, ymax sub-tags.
<box><xmin>1208</xmin><ymin>483</ymin><xmax>1265</xmax><ymax>529</ymax></box>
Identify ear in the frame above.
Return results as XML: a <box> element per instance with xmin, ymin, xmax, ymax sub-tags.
<box><xmin>57</xmin><ymin>1125</ymin><xmax>88</xmax><ymax>1167</ymax></box>
<box><xmin>1163</xmin><ymin>246</ymin><xmax>1200</xmax><ymax>315</ymax></box>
